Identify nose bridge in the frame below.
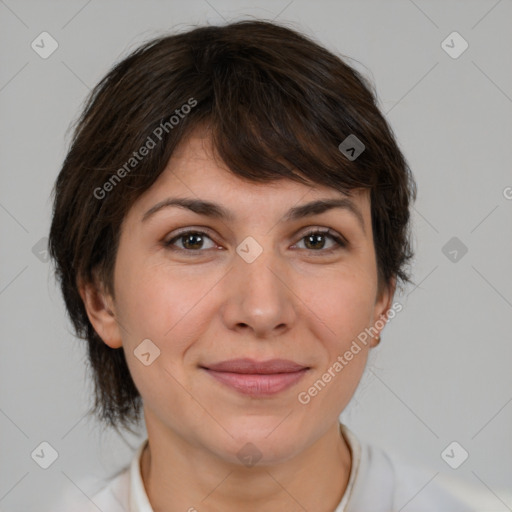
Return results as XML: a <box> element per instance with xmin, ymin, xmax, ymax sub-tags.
<box><xmin>223</xmin><ymin>234</ymin><xmax>295</xmax><ymax>335</ymax></box>
<box><xmin>236</xmin><ymin>234</ymin><xmax>284</xmax><ymax>300</ymax></box>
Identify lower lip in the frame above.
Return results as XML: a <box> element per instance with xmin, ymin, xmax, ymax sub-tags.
<box><xmin>203</xmin><ymin>369</ymin><xmax>308</xmax><ymax>397</ymax></box>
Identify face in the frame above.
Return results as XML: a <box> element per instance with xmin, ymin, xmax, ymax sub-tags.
<box><xmin>83</xmin><ymin>131</ymin><xmax>394</xmax><ymax>466</ymax></box>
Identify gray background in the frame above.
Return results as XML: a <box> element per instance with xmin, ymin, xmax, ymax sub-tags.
<box><xmin>1</xmin><ymin>0</ymin><xmax>511</xmax><ymax>510</ymax></box>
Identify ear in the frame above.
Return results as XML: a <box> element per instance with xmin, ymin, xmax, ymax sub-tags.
<box><xmin>370</xmin><ymin>275</ymin><xmax>397</xmax><ymax>347</ymax></box>
<box><xmin>78</xmin><ymin>271</ymin><xmax>123</xmax><ymax>349</ymax></box>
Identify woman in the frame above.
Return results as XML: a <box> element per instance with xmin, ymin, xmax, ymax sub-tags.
<box><xmin>49</xmin><ymin>19</ymin><xmax>477</xmax><ymax>511</ymax></box>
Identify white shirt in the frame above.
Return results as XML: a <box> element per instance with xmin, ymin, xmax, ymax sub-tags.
<box><xmin>54</xmin><ymin>423</ymin><xmax>491</xmax><ymax>511</ymax></box>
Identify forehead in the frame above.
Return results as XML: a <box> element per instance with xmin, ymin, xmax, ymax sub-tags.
<box><xmin>128</xmin><ymin>132</ymin><xmax>371</xmax><ymax>229</ymax></box>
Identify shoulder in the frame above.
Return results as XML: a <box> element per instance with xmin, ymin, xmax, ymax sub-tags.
<box><xmin>340</xmin><ymin>424</ymin><xmax>485</xmax><ymax>512</ymax></box>
<box><xmin>88</xmin><ymin>467</ymin><xmax>131</xmax><ymax>511</ymax></box>
<box><xmin>387</xmin><ymin>450</ymin><xmax>477</xmax><ymax>511</ymax></box>
<box><xmin>52</xmin><ymin>438</ymin><xmax>149</xmax><ymax>512</ymax></box>
<box><xmin>52</xmin><ymin>468</ymin><xmax>131</xmax><ymax>512</ymax></box>
<box><xmin>354</xmin><ymin>440</ymin><xmax>487</xmax><ymax>511</ymax></box>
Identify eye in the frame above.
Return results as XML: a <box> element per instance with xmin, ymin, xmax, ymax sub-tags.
<box><xmin>163</xmin><ymin>230</ymin><xmax>217</xmax><ymax>252</ymax></box>
<box><xmin>163</xmin><ymin>228</ymin><xmax>347</xmax><ymax>254</ymax></box>
<box><xmin>293</xmin><ymin>229</ymin><xmax>346</xmax><ymax>253</ymax></box>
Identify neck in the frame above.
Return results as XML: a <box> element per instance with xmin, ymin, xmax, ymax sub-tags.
<box><xmin>140</xmin><ymin>418</ymin><xmax>352</xmax><ymax>512</ymax></box>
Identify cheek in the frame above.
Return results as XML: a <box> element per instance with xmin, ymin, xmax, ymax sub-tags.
<box><xmin>299</xmin><ymin>279</ymin><xmax>373</xmax><ymax>412</ymax></box>
<box><xmin>308</xmin><ymin>268</ymin><xmax>376</xmax><ymax>351</ymax></box>
<box><xmin>115</xmin><ymin>260</ymin><xmax>219</xmax><ymax>355</ymax></box>
<box><xmin>116</xmin><ymin>267</ymin><xmax>196</xmax><ymax>414</ymax></box>
<box><xmin>115</xmin><ymin>255</ymin><xmax>171</xmax><ymax>326</ymax></box>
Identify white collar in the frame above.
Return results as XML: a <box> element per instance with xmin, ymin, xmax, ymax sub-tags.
<box><xmin>130</xmin><ymin>437</ymin><xmax>153</xmax><ymax>512</ymax></box>
<box><xmin>336</xmin><ymin>423</ymin><xmax>362</xmax><ymax>511</ymax></box>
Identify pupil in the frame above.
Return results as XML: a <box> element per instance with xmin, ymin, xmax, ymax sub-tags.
<box><xmin>307</xmin><ymin>234</ymin><xmax>324</xmax><ymax>249</ymax></box>
<box><xmin>184</xmin><ymin>233</ymin><xmax>202</xmax><ymax>249</ymax></box>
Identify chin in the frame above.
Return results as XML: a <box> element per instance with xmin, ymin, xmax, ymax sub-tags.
<box><xmin>218</xmin><ymin>437</ymin><xmax>305</xmax><ymax>468</ymax></box>
<box><xmin>207</xmin><ymin>416</ymin><xmax>309</xmax><ymax>467</ymax></box>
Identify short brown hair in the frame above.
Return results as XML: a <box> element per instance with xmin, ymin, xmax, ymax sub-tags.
<box><xmin>48</xmin><ymin>19</ymin><xmax>417</xmax><ymax>431</ymax></box>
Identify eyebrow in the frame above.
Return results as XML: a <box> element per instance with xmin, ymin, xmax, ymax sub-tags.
<box><xmin>141</xmin><ymin>196</ymin><xmax>366</xmax><ymax>234</ymax></box>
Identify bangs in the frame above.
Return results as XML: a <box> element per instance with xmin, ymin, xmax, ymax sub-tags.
<box><xmin>174</xmin><ymin>30</ymin><xmax>378</xmax><ymax>194</ymax></box>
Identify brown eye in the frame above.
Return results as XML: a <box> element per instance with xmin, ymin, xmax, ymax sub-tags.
<box><xmin>295</xmin><ymin>230</ymin><xmax>346</xmax><ymax>253</ymax></box>
<box><xmin>163</xmin><ymin>228</ymin><xmax>346</xmax><ymax>255</ymax></box>
<box><xmin>164</xmin><ymin>230</ymin><xmax>216</xmax><ymax>251</ymax></box>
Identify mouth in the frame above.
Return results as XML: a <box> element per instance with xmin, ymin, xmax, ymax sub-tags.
<box><xmin>200</xmin><ymin>358</ymin><xmax>310</xmax><ymax>397</ymax></box>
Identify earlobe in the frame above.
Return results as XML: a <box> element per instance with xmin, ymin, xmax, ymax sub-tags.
<box><xmin>78</xmin><ymin>276</ymin><xmax>123</xmax><ymax>349</ymax></box>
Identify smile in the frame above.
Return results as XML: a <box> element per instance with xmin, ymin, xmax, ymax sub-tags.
<box><xmin>201</xmin><ymin>358</ymin><xmax>310</xmax><ymax>397</ymax></box>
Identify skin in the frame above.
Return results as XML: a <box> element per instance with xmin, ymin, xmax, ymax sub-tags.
<box><xmin>80</xmin><ymin>129</ymin><xmax>395</xmax><ymax>512</ymax></box>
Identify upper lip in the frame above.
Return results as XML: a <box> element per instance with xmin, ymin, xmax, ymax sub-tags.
<box><xmin>202</xmin><ymin>358</ymin><xmax>309</xmax><ymax>374</ymax></box>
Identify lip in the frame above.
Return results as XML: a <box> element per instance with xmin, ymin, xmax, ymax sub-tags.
<box><xmin>201</xmin><ymin>358</ymin><xmax>310</xmax><ymax>397</ymax></box>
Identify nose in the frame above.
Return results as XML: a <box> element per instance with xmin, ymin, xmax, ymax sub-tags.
<box><xmin>220</xmin><ymin>241</ymin><xmax>297</xmax><ymax>339</ymax></box>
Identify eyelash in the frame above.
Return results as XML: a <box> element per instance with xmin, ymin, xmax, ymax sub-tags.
<box><xmin>163</xmin><ymin>228</ymin><xmax>347</xmax><ymax>255</ymax></box>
